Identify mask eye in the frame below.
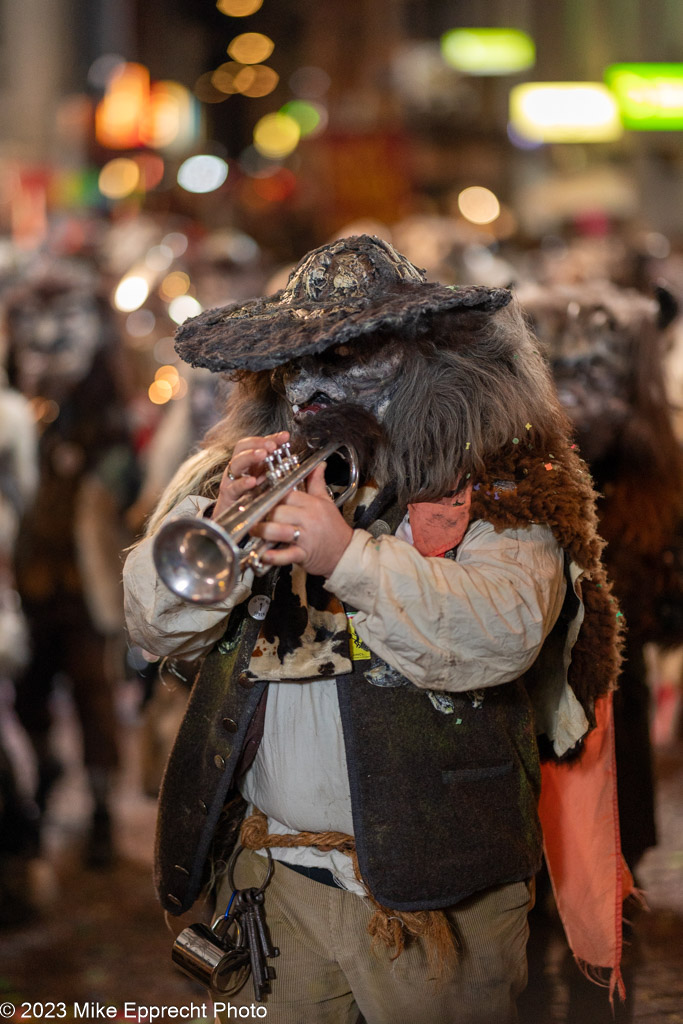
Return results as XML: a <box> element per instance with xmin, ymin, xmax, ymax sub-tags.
<box><xmin>334</xmin><ymin>344</ymin><xmax>350</xmax><ymax>357</ymax></box>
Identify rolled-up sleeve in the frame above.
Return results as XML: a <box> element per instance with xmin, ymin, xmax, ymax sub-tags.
<box><xmin>325</xmin><ymin>519</ymin><xmax>566</xmax><ymax>692</ymax></box>
<box><xmin>122</xmin><ymin>495</ymin><xmax>252</xmax><ymax>661</ymax></box>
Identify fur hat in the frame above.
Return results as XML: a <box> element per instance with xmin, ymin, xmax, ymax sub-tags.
<box><xmin>175</xmin><ymin>234</ymin><xmax>512</xmax><ymax>372</ymax></box>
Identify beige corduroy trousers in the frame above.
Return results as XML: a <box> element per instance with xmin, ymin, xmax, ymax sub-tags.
<box><xmin>212</xmin><ymin>849</ymin><xmax>533</xmax><ymax>1024</ymax></box>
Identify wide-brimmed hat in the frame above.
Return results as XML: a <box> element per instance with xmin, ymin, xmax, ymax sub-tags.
<box><xmin>174</xmin><ymin>234</ymin><xmax>512</xmax><ymax>372</ymax></box>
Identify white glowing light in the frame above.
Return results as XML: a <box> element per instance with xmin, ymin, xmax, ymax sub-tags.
<box><xmin>177</xmin><ymin>154</ymin><xmax>229</xmax><ymax>194</ymax></box>
<box><xmin>114</xmin><ymin>276</ymin><xmax>150</xmax><ymax>312</ymax></box>
<box><xmin>509</xmin><ymin>83</ymin><xmax>622</xmax><ymax>143</ymax></box>
<box><xmin>457</xmin><ymin>186</ymin><xmax>501</xmax><ymax>225</ymax></box>
<box><xmin>168</xmin><ymin>295</ymin><xmax>202</xmax><ymax>324</ymax></box>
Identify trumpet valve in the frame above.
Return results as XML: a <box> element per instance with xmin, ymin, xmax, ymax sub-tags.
<box><xmin>265</xmin><ymin>442</ymin><xmax>298</xmax><ymax>484</ymax></box>
<box><xmin>244</xmin><ymin>546</ymin><xmax>268</xmax><ymax>575</ymax></box>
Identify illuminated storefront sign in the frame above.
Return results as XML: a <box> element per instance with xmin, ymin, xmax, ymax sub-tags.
<box><xmin>441</xmin><ymin>28</ymin><xmax>535</xmax><ymax>75</ymax></box>
<box><xmin>605</xmin><ymin>63</ymin><xmax>683</xmax><ymax>129</ymax></box>
<box><xmin>509</xmin><ymin>82</ymin><xmax>622</xmax><ymax>143</ymax></box>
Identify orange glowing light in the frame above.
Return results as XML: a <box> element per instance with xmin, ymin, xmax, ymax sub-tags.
<box><xmin>160</xmin><ymin>272</ymin><xmax>191</xmax><ymax>300</ymax></box>
<box><xmin>228</xmin><ymin>33</ymin><xmax>274</xmax><ymax>65</ymax></box>
<box><xmin>457</xmin><ymin>186</ymin><xmax>501</xmax><ymax>225</ymax></box>
<box><xmin>95</xmin><ymin>63</ymin><xmax>150</xmax><ymax>149</ymax></box>
<box><xmin>155</xmin><ymin>365</ymin><xmax>182</xmax><ymax>395</ymax></box>
<box><xmin>148</xmin><ymin>379</ymin><xmax>173</xmax><ymax>404</ymax></box>
<box><xmin>143</xmin><ymin>81</ymin><xmax>197</xmax><ymax>151</ymax></box>
<box><xmin>212</xmin><ymin>62</ymin><xmax>243</xmax><ymax>94</ymax></box>
<box><xmin>217</xmin><ymin>0</ymin><xmax>263</xmax><ymax>15</ymax></box>
<box><xmin>98</xmin><ymin>158</ymin><xmax>141</xmax><ymax>199</ymax></box>
<box><xmin>235</xmin><ymin>65</ymin><xmax>279</xmax><ymax>97</ymax></box>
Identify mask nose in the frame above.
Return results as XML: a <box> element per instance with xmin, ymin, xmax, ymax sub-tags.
<box><xmin>282</xmin><ymin>364</ymin><xmax>316</xmax><ymax>405</ymax></box>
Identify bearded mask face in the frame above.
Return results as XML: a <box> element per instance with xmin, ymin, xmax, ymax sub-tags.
<box><xmin>10</xmin><ymin>288</ymin><xmax>104</xmax><ymax>400</ymax></box>
<box><xmin>272</xmin><ymin>340</ymin><xmax>406</xmax><ymax>425</ymax></box>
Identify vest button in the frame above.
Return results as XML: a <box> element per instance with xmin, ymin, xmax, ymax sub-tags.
<box><xmin>369</xmin><ymin>519</ymin><xmax>391</xmax><ymax>538</ymax></box>
<box><xmin>198</xmin><ymin>799</ymin><xmax>208</xmax><ymax>814</ymax></box>
<box><xmin>237</xmin><ymin>672</ymin><xmax>256</xmax><ymax>688</ymax></box>
<box><xmin>222</xmin><ymin>717</ymin><xmax>238</xmax><ymax>733</ymax></box>
<box><xmin>214</xmin><ymin>754</ymin><xmax>226</xmax><ymax>770</ymax></box>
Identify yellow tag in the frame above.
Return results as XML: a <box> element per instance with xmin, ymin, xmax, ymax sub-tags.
<box><xmin>346</xmin><ymin>613</ymin><xmax>371</xmax><ymax>661</ymax></box>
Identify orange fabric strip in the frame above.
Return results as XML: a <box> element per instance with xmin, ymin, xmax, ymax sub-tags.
<box><xmin>540</xmin><ymin>692</ymin><xmax>632</xmax><ymax>993</ymax></box>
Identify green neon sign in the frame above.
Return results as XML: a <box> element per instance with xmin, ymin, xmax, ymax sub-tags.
<box><xmin>605</xmin><ymin>63</ymin><xmax>683</xmax><ymax>129</ymax></box>
<box><xmin>441</xmin><ymin>28</ymin><xmax>535</xmax><ymax>76</ymax></box>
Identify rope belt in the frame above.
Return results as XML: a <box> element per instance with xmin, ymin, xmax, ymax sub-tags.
<box><xmin>239</xmin><ymin>808</ymin><xmax>458</xmax><ymax>977</ymax></box>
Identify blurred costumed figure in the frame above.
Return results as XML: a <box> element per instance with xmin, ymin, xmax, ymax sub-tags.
<box><xmin>518</xmin><ymin>279</ymin><xmax>683</xmax><ymax>1023</ymax></box>
<box><xmin>3</xmin><ymin>260</ymin><xmax>139</xmax><ymax>867</ymax></box>
<box><xmin>0</xmin><ymin>379</ymin><xmax>39</xmax><ymax>923</ymax></box>
<box><xmin>521</xmin><ymin>279</ymin><xmax>683</xmax><ymax>869</ymax></box>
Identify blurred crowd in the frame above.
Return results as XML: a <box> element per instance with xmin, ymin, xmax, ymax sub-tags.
<box><xmin>0</xmin><ymin>207</ymin><xmax>682</xmax><ymax>1003</ymax></box>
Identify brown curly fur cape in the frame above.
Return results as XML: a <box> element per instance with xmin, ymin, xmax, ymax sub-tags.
<box><xmin>470</xmin><ymin>437</ymin><xmax>624</xmax><ymax>732</ymax></box>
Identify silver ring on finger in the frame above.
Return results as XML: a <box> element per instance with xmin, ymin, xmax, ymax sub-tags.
<box><xmin>227</xmin><ymin>463</ymin><xmax>236</xmax><ymax>481</ymax></box>
<box><xmin>292</xmin><ymin>528</ymin><xmax>301</xmax><ymax>543</ymax></box>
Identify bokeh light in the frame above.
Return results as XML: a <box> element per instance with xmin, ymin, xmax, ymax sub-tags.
<box><xmin>509</xmin><ymin>82</ymin><xmax>622</xmax><ymax>142</ymax></box>
<box><xmin>280</xmin><ymin>100</ymin><xmax>324</xmax><ymax>137</ymax></box>
<box><xmin>236</xmin><ymin>65</ymin><xmax>279</xmax><ymax>97</ymax></box>
<box><xmin>217</xmin><ymin>0</ymin><xmax>263</xmax><ymax>14</ymax></box>
<box><xmin>605</xmin><ymin>63</ymin><xmax>683</xmax><ymax>130</ymax></box>
<box><xmin>160</xmin><ymin>271</ymin><xmax>191</xmax><ymax>299</ymax></box>
<box><xmin>177</xmin><ymin>155</ymin><xmax>229</xmax><ymax>193</ymax></box>
<box><xmin>457</xmin><ymin>186</ymin><xmax>501</xmax><ymax>225</ymax></box>
<box><xmin>155</xmin><ymin>365</ymin><xmax>189</xmax><ymax>401</ymax></box>
<box><xmin>148</xmin><ymin>379</ymin><xmax>173</xmax><ymax>404</ymax></box>
<box><xmin>168</xmin><ymin>295</ymin><xmax>202</xmax><ymax>324</ymax></box>
<box><xmin>212</xmin><ymin>62</ymin><xmax>243</xmax><ymax>94</ymax></box>
<box><xmin>114</xmin><ymin>275</ymin><xmax>150</xmax><ymax>312</ymax></box>
<box><xmin>95</xmin><ymin>62</ymin><xmax>150</xmax><ymax>149</ymax></box>
<box><xmin>98</xmin><ymin>158</ymin><xmax>141</xmax><ymax>199</ymax></box>
<box><xmin>441</xmin><ymin>28</ymin><xmax>535</xmax><ymax>75</ymax></box>
<box><xmin>144</xmin><ymin>81</ymin><xmax>198</xmax><ymax>151</ymax></box>
<box><xmin>253</xmin><ymin>112</ymin><xmax>300</xmax><ymax>159</ymax></box>
<box><xmin>227</xmin><ymin>33</ymin><xmax>274</xmax><ymax>65</ymax></box>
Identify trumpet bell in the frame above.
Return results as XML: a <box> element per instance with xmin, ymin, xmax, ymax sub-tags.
<box><xmin>152</xmin><ymin>515</ymin><xmax>241</xmax><ymax>605</ymax></box>
<box><xmin>152</xmin><ymin>439</ymin><xmax>359</xmax><ymax>606</ymax></box>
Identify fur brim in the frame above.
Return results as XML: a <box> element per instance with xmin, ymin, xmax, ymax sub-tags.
<box><xmin>175</xmin><ymin>282</ymin><xmax>512</xmax><ymax>373</ymax></box>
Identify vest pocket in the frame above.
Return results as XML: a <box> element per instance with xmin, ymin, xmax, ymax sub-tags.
<box><xmin>442</xmin><ymin>762</ymin><xmax>512</xmax><ymax>783</ymax></box>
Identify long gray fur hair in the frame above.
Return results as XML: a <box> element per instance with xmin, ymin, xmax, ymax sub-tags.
<box><xmin>145</xmin><ymin>295</ymin><xmax>570</xmax><ymax>535</ymax></box>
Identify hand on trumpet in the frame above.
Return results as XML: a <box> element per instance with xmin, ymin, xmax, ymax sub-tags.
<box><xmin>212</xmin><ymin>430</ymin><xmax>291</xmax><ymax>521</ymax></box>
<box><xmin>250</xmin><ymin>461</ymin><xmax>354</xmax><ymax>578</ymax></box>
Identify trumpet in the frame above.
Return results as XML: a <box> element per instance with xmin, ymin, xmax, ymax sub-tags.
<box><xmin>152</xmin><ymin>440</ymin><xmax>359</xmax><ymax>605</ymax></box>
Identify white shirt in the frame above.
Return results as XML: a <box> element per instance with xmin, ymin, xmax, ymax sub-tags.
<box><xmin>124</xmin><ymin>500</ymin><xmax>583</xmax><ymax>892</ymax></box>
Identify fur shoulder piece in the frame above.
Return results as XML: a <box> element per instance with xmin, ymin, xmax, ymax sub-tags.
<box><xmin>469</xmin><ymin>438</ymin><xmax>624</xmax><ymax>726</ymax></box>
